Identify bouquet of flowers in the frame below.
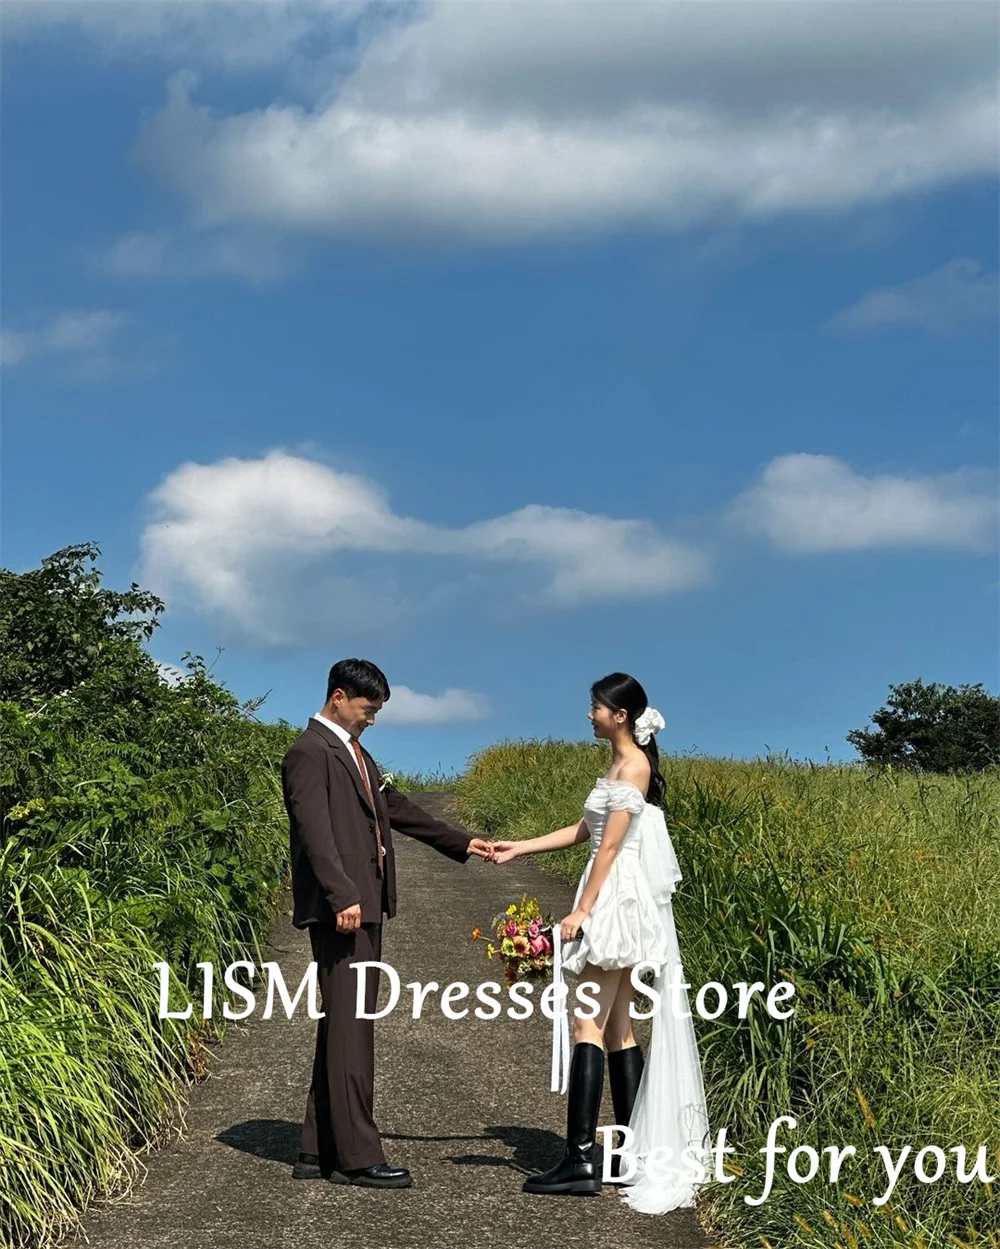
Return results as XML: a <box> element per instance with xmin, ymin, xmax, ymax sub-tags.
<box><xmin>472</xmin><ymin>893</ymin><xmax>557</xmax><ymax>985</ymax></box>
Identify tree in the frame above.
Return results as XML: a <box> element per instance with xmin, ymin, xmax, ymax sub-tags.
<box><xmin>0</xmin><ymin>542</ymin><xmax>164</xmax><ymax>704</ymax></box>
<box><xmin>847</xmin><ymin>679</ymin><xmax>1000</xmax><ymax>773</ymax></box>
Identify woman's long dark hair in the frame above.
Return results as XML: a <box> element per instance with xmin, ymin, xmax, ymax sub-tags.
<box><xmin>591</xmin><ymin>671</ymin><xmax>666</xmax><ymax>806</ymax></box>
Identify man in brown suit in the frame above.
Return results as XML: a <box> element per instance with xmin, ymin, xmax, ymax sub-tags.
<box><xmin>282</xmin><ymin>658</ymin><xmax>493</xmax><ymax>1189</ymax></box>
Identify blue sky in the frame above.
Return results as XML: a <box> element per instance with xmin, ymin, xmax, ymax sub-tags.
<box><xmin>2</xmin><ymin>2</ymin><xmax>997</xmax><ymax>776</ymax></box>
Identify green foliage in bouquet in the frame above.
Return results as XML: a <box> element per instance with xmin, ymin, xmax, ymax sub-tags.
<box><xmin>473</xmin><ymin>893</ymin><xmax>556</xmax><ymax>984</ymax></box>
<box><xmin>0</xmin><ymin>545</ymin><xmax>298</xmax><ymax>1249</ymax></box>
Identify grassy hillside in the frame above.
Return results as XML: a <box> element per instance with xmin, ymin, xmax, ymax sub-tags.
<box><xmin>454</xmin><ymin>741</ymin><xmax>1000</xmax><ymax>1248</ymax></box>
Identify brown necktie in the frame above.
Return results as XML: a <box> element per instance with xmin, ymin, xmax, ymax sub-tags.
<box><xmin>351</xmin><ymin>738</ymin><xmax>384</xmax><ymax>873</ymax></box>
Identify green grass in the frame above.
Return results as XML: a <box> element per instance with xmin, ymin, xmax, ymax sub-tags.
<box><xmin>384</xmin><ymin>767</ymin><xmax>461</xmax><ymax>792</ymax></box>
<box><xmin>454</xmin><ymin>741</ymin><xmax>1000</xmax><ymax>1249</ymax></box>
<box><xmin>0</xmin><ymin>701</ymin><xmax>296</xmax><ymax>1249</ymax></box>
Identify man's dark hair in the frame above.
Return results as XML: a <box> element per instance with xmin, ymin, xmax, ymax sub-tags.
<box><xmin>326</xmin><ymin>658</ymin><xmax>391</xmax><ymax>704</ymax></box>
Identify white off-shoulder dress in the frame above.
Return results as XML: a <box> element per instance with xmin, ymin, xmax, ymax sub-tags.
<box><xmin>561</xmin><ymin>778</ymin><xmax>671</xmax><ymax>975</ymax></box>
<box><xmin>556</xmin><ymin>776</ymin><xmax>711</xmax><ymax>1215</ymax></box>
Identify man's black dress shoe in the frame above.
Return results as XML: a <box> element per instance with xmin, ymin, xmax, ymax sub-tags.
<box><xmin>331</xmin><ymin>1163</ymin><xmax>413</xmax><ymax>1189</ymax></box>
<box><xmin>291</xmin><ymin>1153</ymin><xmax>323</xmax><ymax>1180</ymax></box>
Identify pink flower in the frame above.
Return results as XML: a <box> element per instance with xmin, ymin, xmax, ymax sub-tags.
<box><xmin>540</xmin><ymin>935</ymin><xmax>552</xmax><ymax>954</ymax></box>
<box><xmin>528</xmin><ymin>935</ymin><xmax>546</xmax><ymax>957</ymax></box>
<box><xmin>505</xmin><ymin>921</ymin><xmax>519</xmax><ymax>938</ymax></box>
<box><xmin>528</xmin><ymin>920</ymin><xmax>542</xmax><ymax>939</ymax></box>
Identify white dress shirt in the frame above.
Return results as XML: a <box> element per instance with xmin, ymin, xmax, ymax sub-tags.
<box><xmin>312</xmin><ymin>712</ymin><xmax>369</xmax><ymax>783</ymax></box>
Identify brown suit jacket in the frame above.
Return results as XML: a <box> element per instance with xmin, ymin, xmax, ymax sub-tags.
<box><xmin>282</xmin><ymin>717</ymin><xmax>473</xmax><ymax>927</ymax></box>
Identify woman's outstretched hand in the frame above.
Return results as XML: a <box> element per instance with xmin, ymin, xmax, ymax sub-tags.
<box><xmin>488</xmin><ymin>840</ymin><xmax>520</xmax><ymax>865</ymax></box>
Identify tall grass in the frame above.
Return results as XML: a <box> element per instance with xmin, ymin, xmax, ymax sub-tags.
<box><xmin>454</xmin><ymin>742</ymin><xmax>1000</xmax><ymax>1248</ymax></box>
<box><xmin>384</xmin><ymin>767</ymin><xmax>460</xmax><ymax>792</ymax></box>
<box><xmin>0</xmin><ymin>696</ymin><xmax>297</xmax><ymax>1249</ymax></box>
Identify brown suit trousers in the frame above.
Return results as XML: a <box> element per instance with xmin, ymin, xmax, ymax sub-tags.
<box><xmin>300</xmin><ymin>921</ymin><xmax>386</xmax><ymax>1172</ymax></box>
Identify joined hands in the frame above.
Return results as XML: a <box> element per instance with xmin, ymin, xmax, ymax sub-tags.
<box><xmin>467</xmin><ymin>838</ymin><xmax>520</xmax><ymax>864</ymax></box>
<box><xmin>485</xmin><ymin>840</ymin><xmax>519</xmax><ymax>864</ymax></box>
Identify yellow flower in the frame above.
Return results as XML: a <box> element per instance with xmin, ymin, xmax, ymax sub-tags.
<box><xmin>7</xmin><ymin>797</ymin><xmax>46</xmax><ymax>821</ymax></box>
<box><xmin>506</xmin><ymin>904</ymin><xmax>517</xmax><ymax>915</ymax></box>
<box><xmin>501</xmin><ymin>938</ymin><xmax>516</xmax><ymax>956</ymax></box>
<box><xmin>486</xmin><ymin>943</ymin><xmax>496</xmax><ymax>959</ymax></box>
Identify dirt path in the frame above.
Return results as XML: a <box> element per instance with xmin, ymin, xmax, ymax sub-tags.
<box><xmin>69</xmin><ymin>794</ymin><xmax>713</xmax><ymax>1249</ymax></box>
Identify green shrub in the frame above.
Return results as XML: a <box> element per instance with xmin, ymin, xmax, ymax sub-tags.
<box><xmin>0</xmin><ymin>547</ymin><xmax>297</xmax><ymax>1249</ymax></box>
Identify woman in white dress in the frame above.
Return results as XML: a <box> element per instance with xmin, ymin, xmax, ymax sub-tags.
<box><xmin>490</xmin><ymin>673</ymin><xmax>710</xmax><ymax>1209</ymax></box>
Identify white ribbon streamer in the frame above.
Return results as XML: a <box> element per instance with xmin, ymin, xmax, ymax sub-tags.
<box><xmin>549</xmin><ymin>925</ymin><xmax>570</xmax><ymax>1094</ymax></box>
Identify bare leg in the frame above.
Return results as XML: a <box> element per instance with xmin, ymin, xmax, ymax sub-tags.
<box><xmin>573</xmin><ymin>962</ymin><xmax>629</xmax><ymax>1047</ymax></box>
<box><xmin>605</xmin><ymin>967</ymin><xmax>639</xmax><ymax>1053</ymax></box>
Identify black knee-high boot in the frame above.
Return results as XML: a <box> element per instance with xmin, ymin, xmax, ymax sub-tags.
<box><xmin>522</xmin><ymin>1041</ymin><xmax>605</xmax><ymax>1196</ymax></box>
<box><xmin>607</xmin><ymin>1045</ymin><xmax>644</xmax><ymax>1178</ymax></box>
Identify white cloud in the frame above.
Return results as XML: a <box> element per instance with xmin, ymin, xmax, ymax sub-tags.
<box><xmin>100</xmin><ymin>227</ymin><xmax>302</xmax><ymax>283</ymax></box>
<box><xmin>729</xmin><ymin>453</ymin><xmax>997</xmax><ymax>553</ymax></box>
<box><xmin>137</xmin><ymin>448</ymin><xmax>995</xmax><ymax>643</ymax></box>
<box><xmin>139</xmin><ymin>450</ymin><xmax>709</xmax><ymax>643</ymax></box>
<box><xmin>0</xmin><ymin>331</ymin><xmax>33</xmax><ymax>368</ymax></box>
<box><xmin>17</xmin><ymin>1</ymin><xmax>994</xmax><ymax>254</ymax></box>
<box><xmin>376</xmin><ymin>685</ymin><xmax>490</xmax><ymax>725</ymax></box>
<box><xmin>1</xmin><ymin>309</ymin><xmax>125</xmax><ymax>361</ymax></box>
<box><xmin>3</xmin><ymin>0</ymin><xmax>371</xmax><ymax>74</ymax></box>
<box><xmin>154</xmin><ymin>659</ymin><xmax>192</xmax><ymax>686</ymax></box>
<box><xmin>340</xmin><ymin>1</ymin><xmax>996</xmax><ymax>120</ymax></box>
<box><xmin>829</xmin><ymin>258</ymin><xmax>998</xmax><ymax>334</ymax></box>
<box><xmin>133</xmin><ymin>58</ymin><xmax>996</xmax><ymax>244</ymax></box>
<box><xmin>0</xmin><ymin>309</ymin><xmax>157</xmax><ymax>381</ymax></box>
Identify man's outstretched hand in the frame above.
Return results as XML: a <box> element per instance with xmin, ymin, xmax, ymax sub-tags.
<box><xmin>467</xmin><ymin>837</ymin><xmax>496</xmax><ymax>861</ymax></box>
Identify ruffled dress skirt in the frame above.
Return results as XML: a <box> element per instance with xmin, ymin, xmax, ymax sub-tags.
<box><xmin>561</xmin><ymin>844</ymin><xmax>671</xmax><ymax>975</ymax></box>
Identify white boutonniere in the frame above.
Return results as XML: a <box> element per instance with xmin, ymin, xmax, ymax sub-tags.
<box><xmin>377</xmin><ymin>769</ymin><xmax>394</xmax><ymax>792</ymax></box>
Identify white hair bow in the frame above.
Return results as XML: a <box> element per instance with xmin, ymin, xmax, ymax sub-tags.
<box><xmin>634</xmin><ymin>706</ymin><xmax>665</xmax><ymax>746</ymax></box>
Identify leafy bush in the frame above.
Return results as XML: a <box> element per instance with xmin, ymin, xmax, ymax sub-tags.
<box><xmin>0</xmin><ymin>546</ymin><xmax>297</xmax><ymax>1249</ymax></box>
